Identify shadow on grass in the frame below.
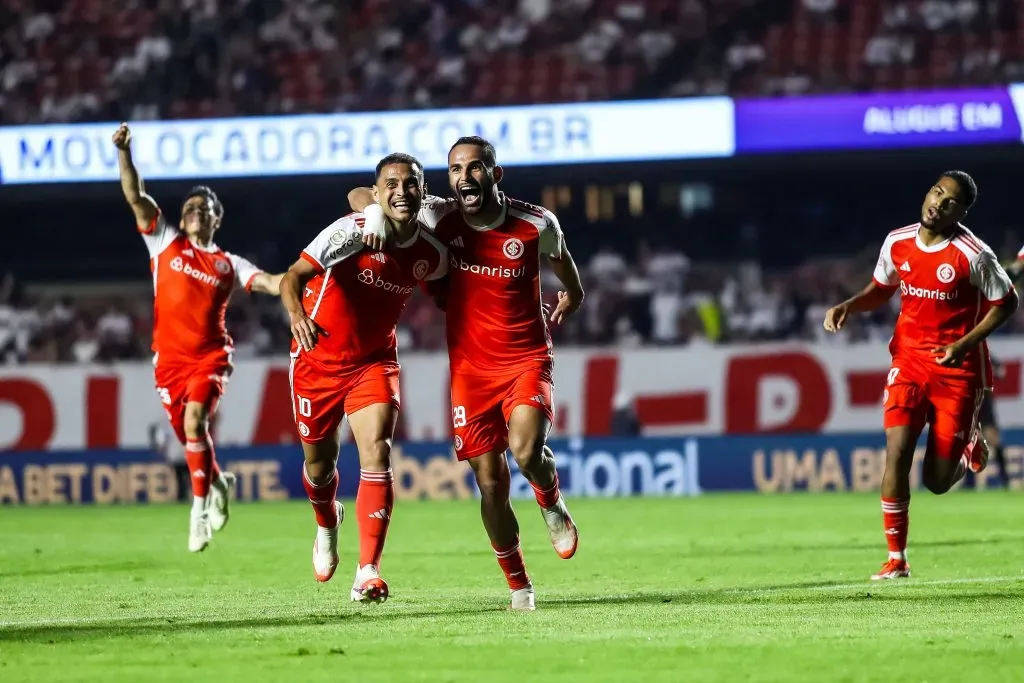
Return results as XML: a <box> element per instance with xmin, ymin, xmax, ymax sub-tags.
<box><xmin>4</xmin><ymin>577</ymin><xmax>1020</xmax><ymax>645</ymax></box>
<box><xmin>691</xmin><ymin>536</ymin><xmax>1024</xmax><ymax>558</ymax></box>
<box><xmin>0</xmin><ymin>603</ymin><xmax>506</xmax><ymax>644</ymax></box>
<box><xmin>0</xmin><ymin>561</ymin><xmax>158</xmax><ymax>580</ymax></box>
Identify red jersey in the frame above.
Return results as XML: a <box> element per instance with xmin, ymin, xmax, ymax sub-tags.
<box><xmin>293</xmin><ymin>213</ymin><xmax>447</xmax><ymax>368</ymax></box>
<box><xmin>419</xmin><ymin>194</ymin><xmax>564</xmax><ymax>373</ymax></box>
<box><xmin>872</xmin><ymin>223</ymin><xmax>1013</xmax><ymax>385</ymax></box>
<box><xmin>141</xmin><ymin>213</ymin><xmax>262</xmax><ymax>361</ymax></box>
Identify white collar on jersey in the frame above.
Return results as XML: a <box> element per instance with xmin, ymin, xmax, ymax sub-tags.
<box><xmin>392</xmin><ymin>223</ymin><xmax>421</xmax><ymax>248</ymax></box>
<box><xmin>464</xmin><ymin>192</ymin><xmax>508</xmax><ymax>232</ymax></box>
<box><xmin>914</xmin><ymin>222</ymin><xmax>962</xmax><ymax>253</ymax></box>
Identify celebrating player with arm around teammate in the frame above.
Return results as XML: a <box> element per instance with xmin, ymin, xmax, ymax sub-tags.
<box><xmin>350</xmin><ymin>137</ymin><xmax>585</xmax><ymax>611</ymax></box>
<box><xmin>823</xmin><ymin>171</ymin><xmax>1017</xmax><ymax>580</ymax></box>
<box><xmin>280</xmin><ymin>153</ymin><xmax>447</xmax><ymax>602</ymax></box>
<box><xmin>112</xmin><ymin>123</ymin><xmax>284</xmax><ymax>553</ymax></box>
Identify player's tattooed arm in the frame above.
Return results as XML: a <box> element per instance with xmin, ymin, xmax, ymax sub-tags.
<box><xmin>111</xmin><ymin>123</ymin><xmax>159</xmax><ymax>231</ymax></box>
<box><xmin>280</xmin><ymin>259</ymin><xmax>326</xmax><ymax>352</ymax></box>
<box><xmin>249</xmin><ymin>272</ymin><xmax>285</xmax><ymax>296</ymax></box>
<box><xmin>823</xmin><ymin>281</ymin><xmax>897</xmax><ymax>333</ymax></box>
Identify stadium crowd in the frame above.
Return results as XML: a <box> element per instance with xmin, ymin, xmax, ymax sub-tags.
<box><xmin>1</xmin><ymin>0</ymin><xmax>1021</xmax><ymax>124</ymax></box>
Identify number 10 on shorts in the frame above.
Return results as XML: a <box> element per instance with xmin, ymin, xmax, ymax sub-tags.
<box><xmin>298</xmin><ymin>396</ymin><xmax>312</xmax><ymax>418</ymax></box>
<box><xmin>453</xmin><ymin>405</ymin><xmax>467</xmax><ymax>428</ymax></box>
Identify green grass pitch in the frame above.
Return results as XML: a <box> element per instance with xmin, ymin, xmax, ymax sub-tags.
<box><xmin>1</xmin><ymin>493</ymin><xmax>1022</xmax><ymax>682</ymax></box>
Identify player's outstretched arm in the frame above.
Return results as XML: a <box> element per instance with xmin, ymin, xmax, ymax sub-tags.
<box><xmin>249</xmin><ymin>272</ymin><xmax>285</xmax><ymax>296</ymax></box>
<box><xmin>823</xmin><ymin>281</ymin><xmax>896</xmax><ymax>333</ymax></box>
<box><xmin>280</xmin><ymin>258</ymin><xmax>326</xmax><ymax>352</ymax></box>
<box><xmin>548</xmin><ymin>242</ymin><xmax>585</xmax><ymax>325</ymax></box>
<box><xmin>347</xmin><ymin>187</ymin><xmax>374</xmax><ymax>212</ymax></box>
<box><xmin>112</xmin><ymin>123</ymin><xmax>159</xmax><ymax>230</ymax></box>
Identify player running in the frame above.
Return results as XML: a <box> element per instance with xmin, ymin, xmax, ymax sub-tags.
<box><xmin>823</xmin><ymin>170</ymin><xmax>1017</xmax><ymax>580</ymax></box>
<box><xmin>350</xmin><ymin>137</ymin><xmax>585</xmax><ymax>611</ymax></box>
<box><xmin>113</xmin><ymin>123</ymin><xmax>284</xmax><ymax>553</ymax></box>
<box><xmin>280</xmin><ymin>153</ymin><xmax>447</xmax><ymax>602</ymax></box>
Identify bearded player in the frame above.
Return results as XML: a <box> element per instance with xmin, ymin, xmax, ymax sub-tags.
<box><xmin>113</xmin><ymin>123</ymin><xmax>284</xmax><ymax>553</ymax></box>
<box><xmin>350</xmin><ymin>137</ymin><xmax>584</xmax><ymax>610</ymax></box>
<box><xmin>281</xmin><ymin>153</ymin><xmax>447</xmax><ymax>602</ymax></box>
<box><xmin>823</xmin><ymin>171</ymin><xmax>1017</xmax><ymax>579</ymax></box>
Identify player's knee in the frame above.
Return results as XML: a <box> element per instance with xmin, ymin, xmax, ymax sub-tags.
<box><xmin>508</xmin><ymin>431</ymin><xmax>544</xmax><ymax>471</ymax></box>
<box><xmin>475</xmin><ymin>473</ymin><xmax>509</xmax><ymax>503</ymax></box>
<box><xmin>360</xmin><ymin>439</ymin><xmax>392</xmax><ymax>470</ymax></box>
<box><xmin>183</xmin><ymin>405</ymin><xmax>210</xmax><ymax>440</ymax></box>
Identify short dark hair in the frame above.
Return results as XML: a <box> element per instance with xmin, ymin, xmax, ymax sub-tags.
<box><xmin>375</xmin><ymin>152</ymin><xmax>424</xmax><ymax>182</ymax></box>
<box><xmin>450</xmin><ymin>136</ymin><xmax>496</xmax><ymax>168</ymax></box>
<box><xmin>939</xmin><ymin>170</ymin><xmax>978</xmax><ymax>209</ymax></box>
<box><xmin>183</xmin><ymin>185</ymin><xmax>223</xmax><ymax>218</ymax></box>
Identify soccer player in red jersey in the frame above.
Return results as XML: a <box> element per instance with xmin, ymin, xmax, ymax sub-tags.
<box><xmin>823</xmin><ymin>171</ymin><xmax>1017</xmax><ymax>579</ymax></box>
<box><xmin>280</xmin><ymin>153</ymin><xmax>447</xmax><ymax>602</ymax></box>
<box><xmin>350</xmin><ymin>137</ymin><xmax>585</xmax><ymax>610</ymax></box>
<box><xmin>113</xmin><ymin>123</ymin><xmax>284</xmax><ymax>553</ymax></box>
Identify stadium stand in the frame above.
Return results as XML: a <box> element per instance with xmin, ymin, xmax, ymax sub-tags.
<box><xmin>2</xmin><ymin>0</ymin><xmax>1021</xmax><ymax>124</ymax></box>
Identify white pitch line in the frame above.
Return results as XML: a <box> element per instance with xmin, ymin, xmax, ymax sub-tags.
<box><xmin>1</xmin><ymin>576</ymin><xmax>1021</xmax><ymax>628</ymax></box>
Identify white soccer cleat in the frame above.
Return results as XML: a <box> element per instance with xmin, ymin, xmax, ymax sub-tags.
<box><xmin>351</xmin><ymin>564</ymin><xmax>390</xmax><ymax>603</ymax></box>
<box><xmin>312</xmin><ymin>501</ymin><xmax>344</xmax><ymax>583</ymax></box>
<box><xmin>509</xmin><ymin>584</ymin><xmax>536</xmax><ymax>611</ymax></box>
<box><xmin>188</xmin><ymin>508</ymin><xmax>212</xmax><ymax>553</ymax></box>
<box><xmin>541</xmin><ymin>497</ymin><xmax>579</xmax><ymax>559</ymax></box>
<box><xmin>208</xmin><ymin>471</ymin><xmax>236</xmax><ymax>532</ymax></box>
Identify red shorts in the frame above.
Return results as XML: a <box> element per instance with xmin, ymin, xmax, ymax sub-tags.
<box><xmin>883</xmin><ymin>360</ymin><xmax>985</xmax><ymax>461</ymax></box>
<box><xmin>154</xmin><ymin>354</ymin><xmax>232</xmax><ymax>444</ymax></box>
<box><xmin>289</xmin><ymin>357</ymin><xmax>400</xmax><ymax>443</ymax></box>
<box><xmin>450</xmin><ymin>361</ymin><xmax>554</xmax><ymax>461</ymax></box>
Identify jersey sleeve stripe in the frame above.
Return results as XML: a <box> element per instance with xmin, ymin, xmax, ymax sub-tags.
<box><xmin>953</xmin><ymin>236</ymin><xmax>981</xmax><ymax>256</ymax></box>
<box><xmin>300</xmin><ymin>250</ymin><xmax>326</xmax><ymax>273</ymax></box>
<box><xmin>244</xmin><ymin>272</ymin><xmax>258</xmax><ymax>292</ymax></box>
<box><xmin>956</xmin><ymin>232</ymin><xmax>983</xmax><ymax>253</ymax></box>
<box><xmin>139</xmin><ymin>211</ymin><xmax>161</xmax><ymax>235</ymax></box>
<box><xmin>888</xmin><ymin>225</ymin><xmax>918</xmax><ymax>237</ymax></box>
<box><xmin>509</xmin><ymin>199</ymin><xmax>546</xmax><ymax>219</ymax></box>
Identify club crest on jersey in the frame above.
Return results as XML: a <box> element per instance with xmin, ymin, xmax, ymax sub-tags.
<box><xmin>329</xmin><ymin>230</ymin><xmax>348</xmax><ymax>246</ymax></box>
<box><xmin>214</xmin><ymin>259</ymin><xmax>231</xmax><ymax>275</ymax></box>
<box><xmin>502</xmin><ymin>237</ymin><xmax>525</xmax><ymax>260</ymax></box>
<box><xmin>412</xmin><ymin>259</ymin><xmax>430</xmax><ymax>280</ymax></box>
<box><xmin>936</xmin><ymin>263</ymin><xmax>956</xmax><ymax>283</ymax></box>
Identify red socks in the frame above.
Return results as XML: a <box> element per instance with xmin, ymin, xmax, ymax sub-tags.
<box><xmin>530</xmin><ymin>472</ymin><xmax>561</xmax><ymax>509</ymax></box>
<box><xmin>303</xmin><ymin>467</ymin><xmax>339</xmax><ymax>528</ymax></box>
<box><xmin>356</xmin><ymin>468</ymin><xmax>395</xmax><ymax>568</ymax></box>
<box><xmin>184</xmin><ymin>436</ymin><xmax>220</xmax><ymax>497</ymax></box>
<box><xmin>493</xmin><ymin>539</ymin><xmax>531</xmax><ymax>590</ymax></box>
<box><xmin>881</xmin><ymin>497</ymin><xmax>909</xmax><ymax>559</ymax></box>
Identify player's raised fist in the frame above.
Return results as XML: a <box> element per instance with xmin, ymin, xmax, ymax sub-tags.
<box><xmin>112</xmin><ymin>123</ymin><xmax>132</xmax><ymax>150</ymax></box>
<box><xmin>823</xmin><ymin>303</ymin><xmax>849</xmax><ymax>333</ymax></box>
